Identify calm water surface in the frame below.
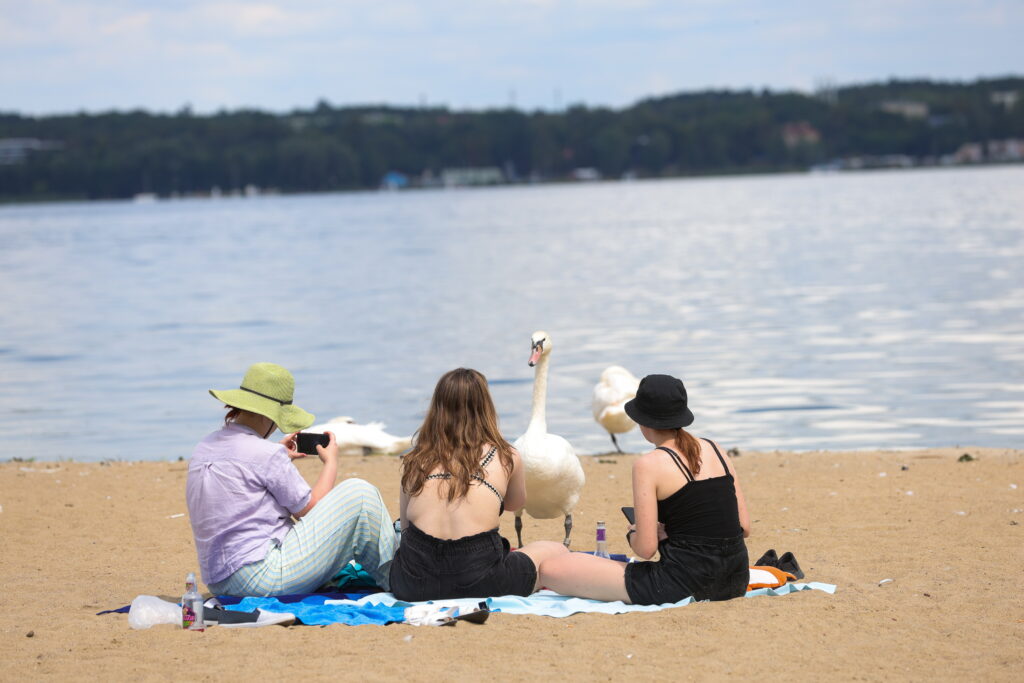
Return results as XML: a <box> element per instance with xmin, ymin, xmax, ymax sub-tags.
<box><xmin>1</xmin><ymin>167</ymin><xmax>1022</xmax><ymax>461</ymax></box>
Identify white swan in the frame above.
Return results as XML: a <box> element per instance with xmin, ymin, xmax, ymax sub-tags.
<box><xmin>512</xmin><ymin>330</ymin><xmax>586</xmax><ymax>548</ymax></box>
<box><xmin>305</xmin><ymin>416</ymin><xmax>412</xmax><ymax>456</ymax></box>
<box><xmin>592</xmin><ymin>365</ymin><xmax>640</xmax><ymax>453</ymax></box>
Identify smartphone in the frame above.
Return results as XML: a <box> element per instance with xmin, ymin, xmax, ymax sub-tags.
<box><xmin>296</xmin><ymin>432</ymin><xmax>330</xmax><ymax>455</ymax></box>
<box><xmin>621</xmin><ymin>506</ymin><xmax>635</xmax><ymax>525</ymax></box>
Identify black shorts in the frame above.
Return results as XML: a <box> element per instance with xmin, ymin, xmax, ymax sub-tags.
<box><xmin>625</xmin><ymin>533</ymin><xmax>748</xmax><ymax>605</ymax></box>
<box><xmin>389</xmin><ymin>522</ymin><xmax>537</xmax><ymax>601</ymax></box>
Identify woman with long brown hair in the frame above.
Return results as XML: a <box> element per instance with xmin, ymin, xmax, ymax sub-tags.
<box><xmin>538</xmin><ymin>374</ymin><xmax>750</xmax><ymax>604</ymax></box>
<box><xmin>389</xmin><ymin>368</ymin><xmax>568</xmax><ymax>600</ymax></box>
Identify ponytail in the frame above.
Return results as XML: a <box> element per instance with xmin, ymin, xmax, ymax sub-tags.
<box><xmin>675</xmin><ymin>428</ymin><xmax>702</xmax><ymax>477</ymax></box>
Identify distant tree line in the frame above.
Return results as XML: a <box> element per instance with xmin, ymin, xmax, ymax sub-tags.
<box><xmin>1</xmin><ymin>77</ymin><xmax>1022</xmax><ymax>201</ymax></box>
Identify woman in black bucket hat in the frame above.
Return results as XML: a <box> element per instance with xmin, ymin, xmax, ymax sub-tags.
<box><xmin>538</xmin><ymin>374</ymin><xmax>750</xmax><ymax>604</ymax></box>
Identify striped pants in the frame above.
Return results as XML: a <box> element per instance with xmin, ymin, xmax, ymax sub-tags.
<box><xmin>209</xmin><ymin>478</ymin><xmax>397</xmax><ymax>596</ymax></box>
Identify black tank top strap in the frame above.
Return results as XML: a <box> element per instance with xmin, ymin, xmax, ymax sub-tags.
<box><xmin>701</xmin><ymin>438</ymin><xmax>732</xmax><ymax>478</ymax></box>
<box><xmin>656</xmin><ymin>446</ymin><xmax>693</xmax><ymax>482</ymax></box>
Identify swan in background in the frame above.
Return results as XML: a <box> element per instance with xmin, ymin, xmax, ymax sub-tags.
<box><xmin>513</xmin><ymin>330</ymin><xmax>586</xmax><ymax>548</ymax></box>
<box><xmin>592</xmin><ymin>365</ymin><xmax>641</xmax><ymax>453</ymax></box>
<box><xmin>305</xmin><ymin>416</ymin><xmax>412</xmax><ymax>456</ymax></box>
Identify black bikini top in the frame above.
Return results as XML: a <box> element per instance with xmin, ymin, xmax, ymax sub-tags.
<box><xmin>425</xmin><ymin>447</ymin><xmax>505</xmax><ymax>514</ymax></box>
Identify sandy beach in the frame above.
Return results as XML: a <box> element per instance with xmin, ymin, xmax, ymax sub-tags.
<box><xmin>2</xmin><ymin>446</ymin><xmax>1021</xmax><ymax>680</ymax></box>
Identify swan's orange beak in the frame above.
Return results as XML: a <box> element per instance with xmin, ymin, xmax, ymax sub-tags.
<box><xmin>528</xmin><ymin>342</ymin><xmax>543</xmax><ymax>367</ymax></box>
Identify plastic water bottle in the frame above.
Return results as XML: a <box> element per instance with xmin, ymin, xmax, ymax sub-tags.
<box><xmin>595</xmin><ymin>521</ymin><xmax>610</xmax><ymax>559</ymax></box>
<box><xmin>181</xmin><ymin>572</ymin><xmax>204</xmax><ymax>631</ymax></box>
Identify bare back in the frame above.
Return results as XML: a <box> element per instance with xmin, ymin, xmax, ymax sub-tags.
<box><xmin>634</xmin><ymin>437</ymin><xmax>750</xmax><ymax>541</ymax></box>
<box><xmin>401</xmin><ymin>446</ymin><xmax>524</xmax><ymax>539</ymax></box>
<box><xmin>647</xmin><ymin>438</ymin><xmax>732</xmax><ymax>500</ymax></box>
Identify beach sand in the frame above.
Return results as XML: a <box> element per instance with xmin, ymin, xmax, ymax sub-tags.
<box><xmin>2</xmin><ymin>447</ymin><xmax>1021</xmax><ymax>680</ymax></box>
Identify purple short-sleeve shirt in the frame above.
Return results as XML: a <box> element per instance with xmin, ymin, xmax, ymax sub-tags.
<box><xmin>186</xmin><ymin>422</ymin><xmax>312</xmax><ymax>585</ymax></box>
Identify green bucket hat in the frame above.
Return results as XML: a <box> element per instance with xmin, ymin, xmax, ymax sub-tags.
<box><xmin>210</xmin><ymin>363</ymin><xmax>315</xmax><ymax>434</ymax></box>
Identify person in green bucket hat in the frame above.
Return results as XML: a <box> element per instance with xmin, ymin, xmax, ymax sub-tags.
<box><xmin>186</xmin><ymin>362</ymin><xmax>397</xmax><ymax>596</ymax></box>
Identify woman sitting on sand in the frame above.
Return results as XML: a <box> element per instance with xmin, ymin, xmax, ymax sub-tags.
<box><xmin>186</xmin><ymin>362</ymin><xmax>396</xmax><ymax>596</ymax></box>
<box><xmin>538</xmin><ymin>374</ymin><xmax>750</xmax><ymax>604</ymax></box>
<box><xmin>389</xmin><ymin>368</ymin><xmax>568</xmax><ymax>600</ymax></box>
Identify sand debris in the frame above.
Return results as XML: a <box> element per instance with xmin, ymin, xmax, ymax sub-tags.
<box><xmin>166</xmin><ymin>513</ymin><xmax>185</xmax><ymax>519</ymax></box>
<box><xmin>19</xmin><ymin>466</ymin><xmax>62</xmax><ymax>474</ymax></box>
<box><xmin>879</xmin><ymin>579</ymin><xmax>894</xmax><ymax>586</ymax></box>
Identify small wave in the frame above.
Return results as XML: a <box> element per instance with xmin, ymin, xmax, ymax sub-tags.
<box><xmin>21</xmin><ymin>353</ymin><xmax>79</xmax><ymax>363</ymax></box>
<box><xmin>735</xmin><ymin>405</ymin><xmax>841</xmax><ymax>413</ymax></box>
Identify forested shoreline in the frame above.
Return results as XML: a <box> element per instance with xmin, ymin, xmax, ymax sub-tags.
<box><xmin>2</xmin><ymin>76</ymin><xmax>1022</xmax><ymax>201</ymax></box>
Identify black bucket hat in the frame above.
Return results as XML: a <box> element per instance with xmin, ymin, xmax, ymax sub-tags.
<box><xmin>623</xmin><ymin>374</ymin><xmax>694</xmax><ymax>429</ymax></box>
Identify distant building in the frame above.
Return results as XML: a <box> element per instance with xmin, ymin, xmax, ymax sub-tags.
<box><xmin>879</xmin><ymin>100</ymin><xmax>929</xmax><ymax>120</ymax></box>
<box><xmin>441</xmin><ymin>167</ymin><xmax>505</xmax><ymax>187</ymax></box>
<box><xmin>0</xmin><ymin>138</ymin><xmax>63</xmax><ymax>165</ymax></box>
<box><xmin>569</xmin><ymin>167</ymin><xmax>601</xmax><ymax>181</ymax></box>
<box><xmin>361</xmin><ymin>111</ymin><xmax>404</xmax><ymax>126</ymax></box>
<box><xmin>986</xmin><ymin>139</ymin><xmax>1024</xmax><ymax>162</ymax></box>
<box><xmin>380</xmin><ymin>171</ymin><xmax>409</xmax><ymax>190</ymax></box>
<box><xmin>953</xmin><ymin>143</ymin><xmax>984</xmax><ymax>164</ymax></box>
<box><xmin>780</xmin><ymin>122</ymin><xmax>821</xmax><ymax>148</ymax></box>
<box><xmin>990</xmin><ymin>91</ymin><xmax>1019</xmax><ymax>110</ymax></box>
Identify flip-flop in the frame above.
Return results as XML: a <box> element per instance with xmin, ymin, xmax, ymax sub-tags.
<box><xmin>777</xmin><ymin>551</ymin><xmax>804</xmax><ymax>580</ymax></box>
<box><xmin>203</xmin><ymin>602</ymin><xmax>297</xmax><ymax>628</ymax></box>
<box><xmin>754</xmin><ymin>549</ymin><xmax>779</xmax><ymax>567</ymax></box>
<box><xmin>440</xmin><ymin>602</ymin><xmax>490</xmax><ymax>626</ymax></box>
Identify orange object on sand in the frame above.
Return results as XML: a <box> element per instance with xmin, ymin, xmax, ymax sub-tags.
<box><xmin>747</xmin><ymin>565</ymin><xmax>797</xmax><ymax>591</ymax></box>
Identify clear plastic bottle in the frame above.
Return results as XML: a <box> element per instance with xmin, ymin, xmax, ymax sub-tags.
<box><xmin>595</xmin><ymin>521</ymin><xmax>610</xmax><ymax>559</ymax></box>
<box><xmin>181</xmin><ymin>572</ymin><xmax>205</xmax><ymax>631</ymax></box>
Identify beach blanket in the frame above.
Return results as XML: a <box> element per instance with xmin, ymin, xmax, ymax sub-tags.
<box><xmin>96</xmin><ymin>589</ymin><xmax>376</xmax><ymax>616</ymax></box>
<box><xmin>227</xmin><ymin>582</ymin><xmax>836</xmax><ymax>626</ymax></box>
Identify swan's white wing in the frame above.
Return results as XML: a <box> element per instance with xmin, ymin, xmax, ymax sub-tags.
<box><xmin>593</xmin><ymin>367</ymin><xmax>640</xmax><ymax>431</ymax></box>
<box><xmin>306</xmin><ymin>420</ymin><xmax>411</xmax><ymax>454</ymax></box>
<box><xmin>515</xmin><ymin>432</ymin><xmax>585</xmax><ymax>519</ymax></box>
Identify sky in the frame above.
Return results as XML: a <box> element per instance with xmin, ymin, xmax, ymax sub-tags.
<box><xmin>2</xmin><ymin>0</ymin><xmax>1023</xmax><ymax>115</ymax></box>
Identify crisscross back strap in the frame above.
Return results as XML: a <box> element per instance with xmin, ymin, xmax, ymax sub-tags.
<box><xmin>425</xmin><ymin>447</ymin><xmax>504</xmax><ymax>513</ymax></box>
<box><xmin>656</xmin><ymin>446</ymin><xmax>693</xmax><ymax>482</ymax></box>
<box><xmin>701</xmin><ymin>438</ymin><xmax>731</xmax><ymax>477</ymax></box>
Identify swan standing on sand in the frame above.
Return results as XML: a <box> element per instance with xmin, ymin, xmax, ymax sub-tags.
<box><xmin>592</xmin><ymin>365</ymin><xmax>641</xmax><ymax>453</ymax></box>
<box><xmin>513</xmin><ymin>331</ymin><xmax>586</xmax><ymax>548</ymax></box>
<box><xmin>305</xmin><ymin>416</ymin><xmax>412</xmax><ymax>456</ymax></box>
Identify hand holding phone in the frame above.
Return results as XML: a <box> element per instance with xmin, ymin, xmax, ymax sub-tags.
<box><xmin>296</xmin><ymin>432</ymin><xmax>331</xmax><ymax>456</ymax></box>
<box><xmin>621</xmin><ymin>506</ymin><xmax>635</xmax><ymax>525</ymax></box>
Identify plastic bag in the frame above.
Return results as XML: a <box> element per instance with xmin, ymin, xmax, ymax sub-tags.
<box><xmin>128</xmin><ymin>595</ymin><xmax>181</xmax><ymax>630</ymax></box>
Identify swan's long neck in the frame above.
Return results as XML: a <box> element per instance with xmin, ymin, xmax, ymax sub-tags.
<box><xmin>527</xmin><ymin>353</ymin><xmax>549</xmax><ymax>435</ymax></box>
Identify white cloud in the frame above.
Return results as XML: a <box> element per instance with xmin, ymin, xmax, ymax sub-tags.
<box><xmin>1</xmin><ymin>0</ymin><xmax>1022</xmax><ymax>113</ymax></box>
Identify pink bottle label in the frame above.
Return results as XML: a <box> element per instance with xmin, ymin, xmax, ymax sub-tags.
<box><xmin>182</xmin><ymin>605</ymin><xmax>195</xmax><ymax>629</ymax></box>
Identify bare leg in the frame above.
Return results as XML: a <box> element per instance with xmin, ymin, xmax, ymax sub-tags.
<box><xmin>538</xmin><ymin>552</ymin><xmax>630</xmax><ymax>602</ymax></box>
<box><xmin>563</xmin><ymin>513</ymin><xmax>573</xmax><ymax>548</ymax></box>
<box><xmin>516</xmin><ymin>541</ymin><xmax>569</xmax><ymax>592</ymax></box>
<box><xmin>514</xmin><ymin>511</ymin><xmax>524</xmax><ymax>548</ymax></box>
<box><xmin>611</xmin><ymin>433</ymin><xmax>623</xmax><ymax>453</ymax></box>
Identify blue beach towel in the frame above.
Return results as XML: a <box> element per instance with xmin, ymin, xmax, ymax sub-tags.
<box><xmin>217</xmin><ymin>582</ymin><xmax>836</xmax><ymax>626</ymax></box>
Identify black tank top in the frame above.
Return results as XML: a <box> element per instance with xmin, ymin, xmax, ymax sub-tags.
<box><xmin>655</xmin><ymin>439</ymin><xmax>743</xmax><ymax>539</ymax></box>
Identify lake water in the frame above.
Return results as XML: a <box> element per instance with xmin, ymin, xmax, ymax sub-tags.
<box><xmin>1</xmin><ymin>166</ymin><xmax>1022</xmax><ymax>461</ymax></box>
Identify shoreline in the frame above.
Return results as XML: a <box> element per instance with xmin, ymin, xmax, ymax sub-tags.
<box><xmin>3</xmin><ymin>161</ymin><xmax>1021</xmax><ymax>208</ymax></box>
<box><xmin>3</xmin><ymin>446</ymin><xmax>1021</xmax><ymax>680</ymax></box>
<box><xmin>6</xmin><ymin>443</ymin><xmax>1020</xmax><ymax>466</ymax></box>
